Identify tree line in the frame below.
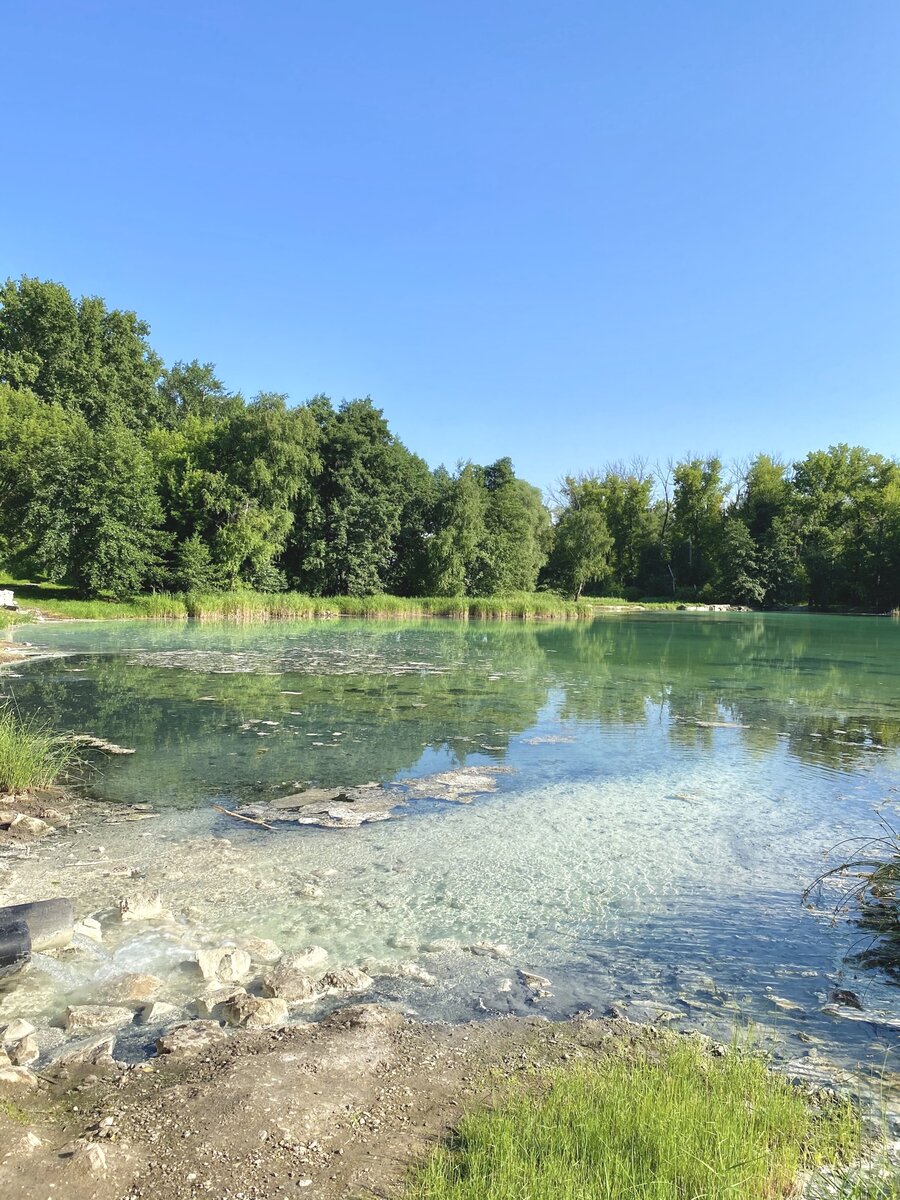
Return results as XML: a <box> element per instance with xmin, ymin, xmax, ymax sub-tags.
<box><xmin>1</xmin><ymin>276</ymin><xmax>898</xmax><ymax>608</ymax></box>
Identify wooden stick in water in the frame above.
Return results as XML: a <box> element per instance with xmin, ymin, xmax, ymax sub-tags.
<box><xmin>211</xmin><ymin>804</ymin><xmax>275</xmax><ymax>831</ymax></box>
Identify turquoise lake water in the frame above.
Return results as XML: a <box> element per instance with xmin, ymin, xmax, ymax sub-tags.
<box><xmin>4</xmin><ymin>613</ymin><xmax>899</xmax><ymax>1081</ymax></box>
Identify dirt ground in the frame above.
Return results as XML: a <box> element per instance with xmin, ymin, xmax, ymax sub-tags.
<box><xmin>0</xmin><ymin>1006</ymin><xmax>648</xmax><ymax>1200</ymax></box>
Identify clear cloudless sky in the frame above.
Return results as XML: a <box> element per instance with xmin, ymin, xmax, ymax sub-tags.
<box><xmin>3</xmin><ymin>1</ymin><xmax>899</xmax><ymax>492</ymax></box>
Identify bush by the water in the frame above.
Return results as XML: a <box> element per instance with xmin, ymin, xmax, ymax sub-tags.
<box><xmin>406</xmin><ymin>1038</ymin><xmax>863</xmax><ymax>1200</ymax></box>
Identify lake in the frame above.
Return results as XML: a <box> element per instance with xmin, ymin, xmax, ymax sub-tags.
<box><xmin>4</xmin><ymin>612</ymin><xmax>899</xmax><ymax>1084</ymax></box>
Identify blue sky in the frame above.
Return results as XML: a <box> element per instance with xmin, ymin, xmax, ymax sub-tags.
<box><xmin>4</xmin><ymin>1</ymin><xmax>898</xmax><ymax>492</ymax></box>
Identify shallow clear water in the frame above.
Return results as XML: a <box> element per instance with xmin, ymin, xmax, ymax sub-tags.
<box><xmin>3</xmin><ymin>613</ymin><xmax>900</xmax><ymax>1082</ymax></box>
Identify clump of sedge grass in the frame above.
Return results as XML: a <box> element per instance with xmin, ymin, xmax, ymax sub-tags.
<box><xmin>406</xmin><ymin>1037</ymin><xmax>862</xmax><ymax>1200</ymax></box>
<box><xmin>0</xmin><ymin>707</ymin><xmax>74</xmax><ymax>794</ymax></box>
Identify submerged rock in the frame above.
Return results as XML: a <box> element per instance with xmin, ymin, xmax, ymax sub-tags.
<box><xmin>519</xmin><ymin>970</ymin><xmax>552</xmax><ymax>990</ymax></box>
<box><xmin>469</xmin><ymin>941</ymin><xmax>512</xmax><ymax>960</ymax></box>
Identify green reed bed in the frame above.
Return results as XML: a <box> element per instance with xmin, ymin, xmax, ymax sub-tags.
<box><xmin>0</xmin><ymin>708</ymin><xmax>74</xmax><ymax>794</ymax></box>
<box><xmin>406</xmin><ymin>1038</ymin><xmax>865</xmax><ymax>1200</ymax></box>
<box><xmin>181</xmin><ymin>591</ymin><xmax>594</xmax><ymax>622</ymax></box>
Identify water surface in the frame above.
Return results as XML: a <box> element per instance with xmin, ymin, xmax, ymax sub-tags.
<box><xmin>4</xmin><ymin>613</ymin><xmax>899</xmax><ymax>1081</ymax></box>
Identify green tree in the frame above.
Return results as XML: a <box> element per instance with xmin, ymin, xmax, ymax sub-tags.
<box><xmin>669</xmin><ymin>457</ymin><xmax>728</xmax><ymax>591</ymax></box>
<box><xmin>0</xmin><ymin>276</ymin><xmax>164</xmax><ymax>428</ymax></box>
<box><xmin>715</xmin><ymin>518</ymin><xmax>765</xmax><ymax>606</ymax></box>
<box><xmin>547</xmin><ymin>477</ymin><xmax>613</xmax><ymax>600</ymax></box>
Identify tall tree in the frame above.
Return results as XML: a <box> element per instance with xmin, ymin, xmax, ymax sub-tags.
<box><xmin>0</xmin><ymin>276</ymin><xmax>164</xmax><ymax>428</ymax></box>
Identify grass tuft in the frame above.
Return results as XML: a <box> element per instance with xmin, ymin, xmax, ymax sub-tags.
<box><xmin>0</xmin><ymin>707</ymin><xmax>74</xmax><ymax>794</ymax></box>
<box><xmin>406</xmin><ymin>1038</ymin><xmax>864</xmax><ymax>1200</ymax></box>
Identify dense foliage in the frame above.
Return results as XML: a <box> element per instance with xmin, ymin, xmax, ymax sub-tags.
<box><xmin>1</xmin><ymin>276</ymin><xmax>899</xmax><ymax>607</ymax></box>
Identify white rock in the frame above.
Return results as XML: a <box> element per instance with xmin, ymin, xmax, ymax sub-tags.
<box><xmin>74</xmin><ymin>917</ymin><xmax>103</xmax><ymax>943</ymax></box>
<box><xmin>290</xmin><ymin>945</ymin><xmax>329</xmax><ymax>972</ymax></box>
<box><xmin>8</xmin><ymin>1036</ymin><xmax>39</xmax><ymax>1066</ymax></box>
<box><xmin>7</xmin><ymin>813</ymin><xmax>54</xmax><ymax>841</ymax></box>
<box><xmin>117</xmin><ymin>890</ymin><xmax>164</xmax><ymax>921</ymax></box>
<box><xmin>156</xmin><ymin>1021</ymin><xmax>228</xmax><ymax>1059</ymax></box>
<box><xmin>1</xmin><ymin>1018</ymin><xmax>36</xmax><ymax>1045</ymax></box>
<box><xmin>470</xmin><ymin>941</ymin><xmax>512</xmax><ymax>959</ymax></box>
<box><xmin>196</xmin><ymin>946</ymin><xmax>252</xmax><ymax>984</ymax></box>
<box><xmin>260</xmin><ymin>962</ymin><xmax>319</xmax><ymax>1004</ymax></box>
<box><xmin>194</xmin><ymin>986</ymin><xmax>248</xmax><ymax>1018</ymax></box>
<box><xmin>138</xmin><ymin>1001</ymin><xmax>181</xmax><ymax>1025</ymax></box>
<box><xmin>0</xmin><ymin>1065</ymin><xmax>38</xmax><ymax>1091</ymax></box>
<box><xmin>322</xmin><ymin>967</ymin><xmax>374</xmax><ymax>995</ymax></box>
<box><xmin>395</xmin><ymin>962</ymin><xmax>437</xmax><ymax>986</ymax></box>
<box><xmin>242</xmin><ymin>936</ymin><xmax>283</xmax><ymax>964</ymax></box>
<box><xmin>519</xmin><ymin>970</ymin><xmax>552</xmax><ymax>990</ymax></box>
<box><xmin>65</xmin><ymin>1005</ymin><xmax>135</xmax><ymax>1034</ymax></box>
<box><xmin>70</xmin><ymin>1142</ymin><xmax>107</xmax><ymax>1174</ymax></box>
<box><xmin>221</xmin><ymin>995</ymin><xmax>289</xmax><ymax>1029</ymax></box>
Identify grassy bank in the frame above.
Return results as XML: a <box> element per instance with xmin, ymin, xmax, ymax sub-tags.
<box><xmin>0</xmin><ymin>707</ymin><xmax>74</xmax><ymax>793</ymax></box>
<box><xmin>406</xmin><ymin>1037</ymin><xmax>870</xmax><ymax>1200</ymax></box>
<box><xmin>0</xmin><ymin>576</ymin><xmax>601</xmax><ymax>622</ymax></box>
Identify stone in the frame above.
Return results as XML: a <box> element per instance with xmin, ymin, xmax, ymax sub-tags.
<box><xmin>1</xmin><ymin>1018</ymin><xmax>35</xmax><ymax>1045</ymax></box>
<box><xmin>9</xmin><ymin>1130</ymin><xmax>42</xmax><ymax>1155</ymax></box>
<box><xmin>194</xmin><ymin>986</ymin><xmax>248</xmax><ymax>1018</ymax></box>
<box><xmin>469</xmin><ymin>941</ymin><xmax>512</xmax><ymax>959</ymax></box>
<box><xmin>296</xmin><ymin>882</ymin><xmax>323</xmax><ymax>899</ymax></box>
<box><xmin>242</xmin><ymin>936</ymin><xmax>283</xmax><ymax>964</ymax></box>
<box><xmin>829</xmin><ymin>988</ymin><xmax>863</xmax><ymax>1010</ymax></box>
<box><xmin>74</xmin><ymin>917</ymin><xmax>103</xmax><ymax>943</ymax></box>
<box><xmin>519</xmin><ymin>970</ymin><xmax>552</xmax><ymax>990</ymax></box>
<box><xmin>0</xmin><ymin>1065</ymin><xmax>38</xmax><ymax>1091</ymax></box>
<box><xmin>7</xmin><ymin>1035</ymin><xmax>39</xmax><ymax>1066</ymax></box>
<box><xmin>65</xmin><ymin>1005</ymin><xmax>135</xmax><ymax>1034</ymax></box>
<box><xmin>70</xmin><ymin>1142</ymin><xmax>107</xmax><ymax>1174</ymax></box>
<box><xmin>221</xmin><ymin>995</ymin><xmax>289</xmax><ymax>1029</ymax></box>
<box><xmin>289</xmin><ymin>945</ymin><xmax>329</xmax><ymax>972</ymax></box>
<box><xmin>498</xmin><ymin>978</ymin><xmax>513</xmax><ymax>993</ymax></box>
<box><xmin>138</xmin><ymin>1001</ymin><xmax>182</xmax><ymax>1025</ymax></box>
<box><xmin>261</xmin><ymin>957</ymin><xmax>321</xmax><ymax>1003</ymax></box>
<box><xmin>116</xmin><ymin>890</ymin><xmax>164</xmax><ymax>921</ymax></box>
<box><xmin>156</xmin><ymin>1021</ymin><xmax>229</xmax><ymax>1059</ymax></box>
<box><xmin>394</xmin><ymin>962</ymin><xmax>437</xmax><ymax>986</ymax></box>
<box><xmin>196</xmin><ymin>945</ymin><xmax>252</xmax><ymax>984</ymax></box>
<box><xmin>46</xmin><ymin>1035</ymin><xmax>118</xmax><ymax>1080</ymax></box>
<box><xmin>0</xmin><ymin>1051</ymin><xmax>10</xmax><ymax>1067</ymax></box>
<box><xmin>7</xmin><ymin>813</ymin><xmax>54</xmax><ymax>841</ymax></box>
<box><xmin>322</xmin><ymin>967</ymin><xmax>374</xmax><ymax>995</ymax></box>
<box><xmin>106</xmin><ymin>972</ymin><xmax>163</xmax><ymax>1002</ymax></box>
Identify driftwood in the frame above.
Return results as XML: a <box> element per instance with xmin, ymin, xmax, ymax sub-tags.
<box><xmin>211</xmin><ymin>804</ymin><xmax>275</xmax><ymax>831</ymax></box>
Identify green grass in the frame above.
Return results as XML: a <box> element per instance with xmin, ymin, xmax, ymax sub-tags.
<box><xmin>406</xmin><ymin>1038</ymin><xmax>866</xmax><ymax>1200</ymax></box>
<box><xmin>0</xmin><ymin>575</ymin><xmax>596</xmax><ymax>623</ymax></box>
<box><xmin>0</xmin><ymin>707</ymin><xmax>74</xmax><ymax>794</ymax></box>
